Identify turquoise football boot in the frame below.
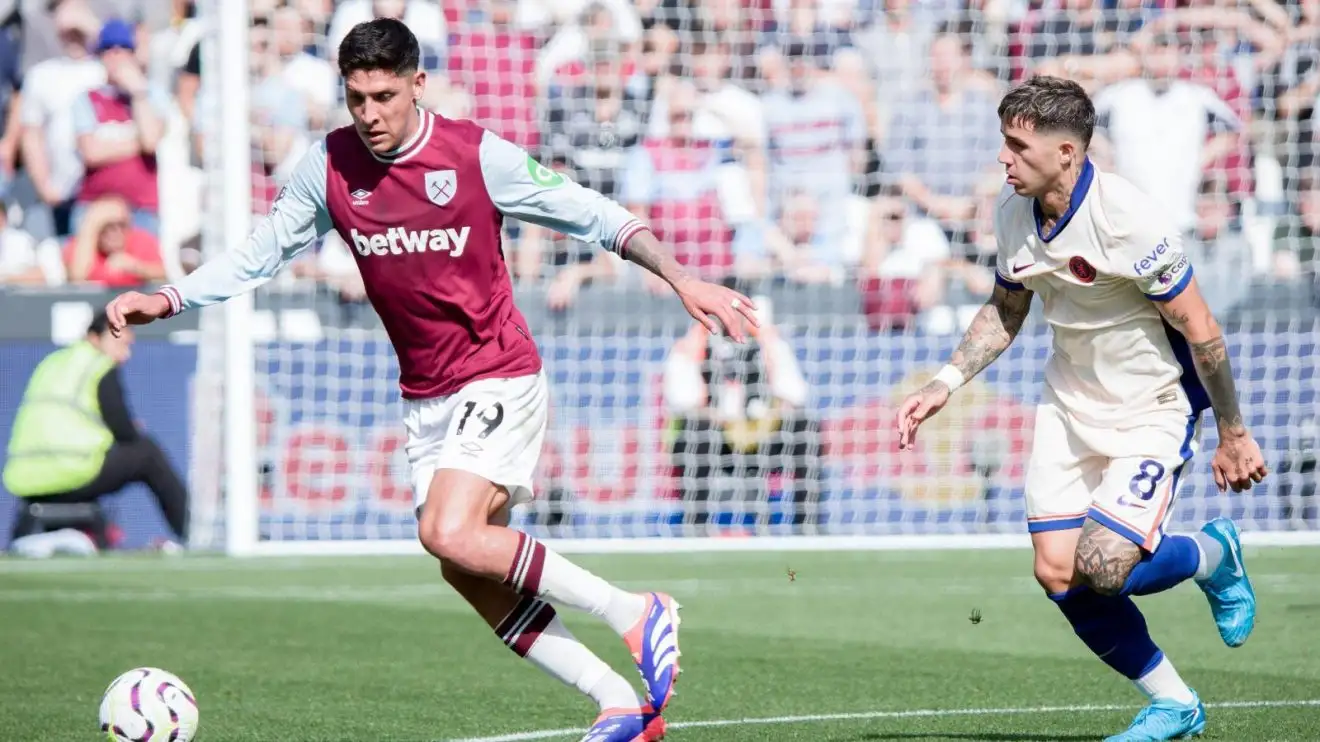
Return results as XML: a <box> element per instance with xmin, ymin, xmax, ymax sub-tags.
<box><xmin>1196</xmin><ymin>517</ymin><xmax>1257</xmax><ymax>647</ymax></box>
<box><xmin>1105</xmin><ymin>695</ymin><xmax>1206</xmax><ymax>742</ymax></box>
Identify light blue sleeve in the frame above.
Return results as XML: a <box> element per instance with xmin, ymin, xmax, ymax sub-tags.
<box><xmin>478</xmin><ymin>129</ymin><xmax>646</xmax><ymax>253</ymax></box>
<box><xmin>157</xmin><ymin>140</ymin><xmax>333</xmax><ymax>316</ymax></box>
<box><xmin>72</xmin><ymin>92</ymin><xmax>98</xmax><ymax>136</ymax></box>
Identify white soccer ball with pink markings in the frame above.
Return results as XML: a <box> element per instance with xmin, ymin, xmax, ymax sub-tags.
<box><xmin>99</xmin><ymin>667</ymin><xmax>199</xmax><ymax>741</ymax></box>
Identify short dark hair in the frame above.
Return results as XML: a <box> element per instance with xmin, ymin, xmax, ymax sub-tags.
<box><xmin>998</xmin><ymin>75</ymin><xmax>1096</xmax><ymax>151</ymax></box>
<box><xmin>337</xmin><ymin>18</ymin><xmax>420</xmax><ymax>78</ymax></box>
<box><xmin>87</xmin><ymin>310</ymin><xmax>111</xmax><ymax>336</ymax></box>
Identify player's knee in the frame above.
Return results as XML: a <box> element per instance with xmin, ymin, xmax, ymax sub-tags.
<box><xmin>1033</xmin><ymin>552</ymin><xmax>1075</xmax><ymax>595</ymax></box>
<box><xmin>417</xmin><ymin>508</ymin><xmax>480</xmax><ymax>565</ymax></box>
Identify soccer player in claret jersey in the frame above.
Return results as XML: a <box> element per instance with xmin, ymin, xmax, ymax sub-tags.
<box><xmin>104</xmin><ymin>19</ymin><xmax>758</xmax><ymax>742</ymax></box>
<box><xmin>897</xmin><ymin>76</ymin><xmax>1268</xmax><ymax>742</ymax></box>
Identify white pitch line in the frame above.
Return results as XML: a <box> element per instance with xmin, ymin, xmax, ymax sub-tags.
<box><xmin>444</xmin><ymin>699</ymin><xmax>1320</xmax><ymax>742</ymax></box>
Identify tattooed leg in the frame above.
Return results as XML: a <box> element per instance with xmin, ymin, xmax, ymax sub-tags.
<box><xmin>1074</xmin><ymin>519</ymin><xmax>1143</xmax><ymax>595</ymax></box>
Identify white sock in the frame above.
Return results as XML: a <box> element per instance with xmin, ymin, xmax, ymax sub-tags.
<box><xmin>1192</xmin><ymin>531</ymin><xmax>1223</xmax><ymax>582</ymax></box>
<box><xmin>504</xmin><ymin>532</ymin><xmax>647</xmax><ymax>635</ymax></box>
<box><xmin>1135</xmin><ymin>657</ymin><xmax>1196</xmax><ymax>705</ymax></box>
<box><xmin>497</xmin><ymin>597</ymin><xmax>642</xmax><ymax>711</ymax></box>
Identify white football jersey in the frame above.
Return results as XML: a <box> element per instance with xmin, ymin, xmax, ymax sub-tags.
<box><xmin>994</xmin><ymin>160</ymin><xmax>1210</xmax><ymax>428</ymax></box>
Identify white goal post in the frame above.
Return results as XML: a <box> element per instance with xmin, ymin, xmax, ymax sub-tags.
<box><xmin>191</xmin><ymin>2</ymin><xmax>1320</xmax><ymax>557</ymax></box>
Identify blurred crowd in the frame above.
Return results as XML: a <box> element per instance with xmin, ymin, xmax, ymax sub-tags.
<box><xmin>0</xmin><ymin>0</ymin><xmax>1317</xmax><ymax>331</ymax></box>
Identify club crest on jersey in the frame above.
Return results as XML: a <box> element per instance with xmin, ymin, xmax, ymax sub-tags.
<box><xmin>424</xmin><ymin>170</ymin><xmax>458</xmax><ymax>206</ymax></box>
<box><xmin>1069</xmin><ymin>256</ymin><xmax>1097</xmax><ymax>283</ymax></box>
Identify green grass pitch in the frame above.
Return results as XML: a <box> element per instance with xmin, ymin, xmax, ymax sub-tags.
<box><xmin>2</xmin><ymin>546</ymin><xmax>1319</xmax><ymax>741</ymax></box>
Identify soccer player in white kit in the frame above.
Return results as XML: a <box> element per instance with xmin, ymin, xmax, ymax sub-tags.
<box><xmin>898</xmin><ymin>76</ymin><xmax>1268</xmax><ymax>742</ymax></box>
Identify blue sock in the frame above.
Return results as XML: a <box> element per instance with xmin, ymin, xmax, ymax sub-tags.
<box><xmin>1050</xmin><ymin>586</ymin><xmax>1164</xmax><ymax>680</ymax></box>
<box><xmin>1119</xmin><ymin>534</ymin><xmax>1201</xmax><ymax>597</ymax></box>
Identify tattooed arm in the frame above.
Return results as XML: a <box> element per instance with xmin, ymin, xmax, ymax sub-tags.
<box><xmin>620</xmin><ymin>229</ymin><xmax>693</xmax><ymax>288</ymax></box>
<box><xmin>897</xmin><ymin>283</ymin><xmax>1033</xmax><ymax>448</ymax></box>
<box><xmin>1152</xmin><ymin>277</ymin><xmax>1268</xmax><ymax>492</ymax></box>
<box><xmin>1151</xmin><ymin>278</ymin><xmax>1243</xmax><ymax>436</ymax></box>
<box><xmin>947</xmin><ymin>283</ymin><xmax>1035</xmax><ymax>384</ymax></box>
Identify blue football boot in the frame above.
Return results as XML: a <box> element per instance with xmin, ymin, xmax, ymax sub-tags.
<box><xmin>1105</xmin><ymin>695</ymin><xmax>1206</xmax><ymax>742</ymax></box>
<box><xmin>1196</xmin><ymin>517</ymin><xmax>1257</xmax><ymax>647</ymax></box>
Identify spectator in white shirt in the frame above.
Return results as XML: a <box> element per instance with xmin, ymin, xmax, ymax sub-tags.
<box><xmin>1092</xmin><ymin>31</ymin><xmax>1242</xmax><ymax>235</ymax></box>
<box><xmin>16</xmin><ymin>0</ymin><xmax>106</xmax><ymax>241</ymax></box>
<box><xmin>326</xmin><ymin>0</ymin><xmax>446</xmax><ymax>68</ymax></box>
<box><xmin>0</xmin><ymin>198</ymin><xmax>49</xmax><ymax>285</ymax></box>
<box><xmin>272</xmin><ymin>5</ymin><xmax>336</xmax><ymax>133</ymax></box>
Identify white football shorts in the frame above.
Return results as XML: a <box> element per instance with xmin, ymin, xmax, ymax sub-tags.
<box><xmin>403</xmin><ymin>370</ymin><xmax>549</xmax><ymax>514</ymax></box>
<box><xmin>1024</xmin><ymin>387</ymin><xmax>1201</xmax><ymax>551</ymax></box>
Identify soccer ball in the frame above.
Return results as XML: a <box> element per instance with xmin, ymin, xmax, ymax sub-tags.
<box><xmin>99</xmin><ymin>667</ymin><xmax>199</xmax><ymax>741</ymax></box>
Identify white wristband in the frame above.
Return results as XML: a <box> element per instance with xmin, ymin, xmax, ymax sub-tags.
<box><xmin>933</xmin><ymin>365</ymin><xmax>965</xmax><ymax>393</ymax></box>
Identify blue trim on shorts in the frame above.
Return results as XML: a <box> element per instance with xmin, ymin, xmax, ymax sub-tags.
<box><xmin>1086</xmin><ymin>507</ymin><xmax>1146</xmax><ymax>546</ymax></box>
<box><xmin>995</xmin><ymin>272</ymin><xmax>1025</xmax><ymax>291</ymax></box>
<box><xmin>1028</xmin><ymin>516</ymin><xmax>1087</xmax><ymax>533</ymax></box>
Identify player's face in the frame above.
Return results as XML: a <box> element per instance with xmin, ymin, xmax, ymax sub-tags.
<box><xmin>344</xmin><ymin>68</ymin><xmax>426</xmax><ymax>155</ymax></box>
<box><xmin>998</xmin><ymin>119</ymin><xmax>1067</xmax><ymax>198</ymax></box>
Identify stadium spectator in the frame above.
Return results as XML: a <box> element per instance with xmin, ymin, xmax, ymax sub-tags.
<box><xmin>271</xmin><ymin>5</ymin><xmax>337</xmax><ymax>133</ymax></box>
<box><xmin>62</xmin><ymin>194</ymin><xmax>164</xmax><ymax>287</ymax></box>
<box><xmin>881</xmin><ymin>30</ymin><xmax>1001</xmax><ymax>251</ymax></box>
<box><xmin>326</xmin><ymin>0</ymin><xmax>446</xmax><ymax>69</ymax></box>
<box><xmin>657</xmin><ymin>34</ymin><xmax>764</xmax><ymax>150</ymax></box>
<box><xmin>621</xmin><ymin>80</ymin><xmax>749</xmax><ymax>278</ymax></box>
<box><xmin>536</xmin><ymin>0</ymin><xmax>642</xmax><ymax>93</ymax></box>
<box><xmin>661</xmin><ymin>293</ymin><xmax>822</xmax><ymax>535</ymax></box>
<box><xmin>4</xmin><ymin>309</ymin><xmax>189</xmax><ymax>551</ymax></box>
<box><xmin>1263</xmin><ymin>0</ymin><xmax>1320</xmax><ymax>199</ymax></box>
<box><xmin>1012</xmin><ymin>0</ymin><xmax>1145</xmax><ymax>92</ymax></box>
<box><xmin>859</xmin><ymin>194</ymin><xmax>953</xmax><ymax>328</ymax></box>
<box><xmin>1186</xmin><ymin>173</ymin><xmax>1253</xmax><ymax>317</ymax></box>
<box><xmin>760</xmin><ymin>38</ymin><xmax>866</xmax><ymax>258</ymax></box>
<box><xmin>71</xmin><ymin>18</ymin><xmax>168</xmax><ymax>236</ymax></box>
<box><xmin>695</xmin><ymin>0</ymin><xmax>765</xmax><ymax>85</ymax></box>
<box><xmin>445</xmin><ymin>0</ymin><xmax>541</xmax><ymax>151</ymax></box>
<box><xmin>17</xmin><ymin>0</ymin><xmax>105</xmax><ymax>242</ymax></box>
<box><xmin>0</xmin><ymin>19</ymin><xmax>22</xmax><ymax>201</ymax></box>
<box><xmin>0</xmin><ymin>198</ymin><xmax>52</xmax><ymax>285</ymax></box>
<box><xmin>244</xmin><ymin>13</ymin><xmax>312</xmax><ymax>213</ymax></box>
<box><xmin>854</xmin><ymin>0</ymin><xmax>940</xmax><ymax>139</ymax></box>
<box><xmin>1273</xmin><ymin>173</ymin><xmax>1320</xmax><ymax>282</ymax></box>
<box><xmin>145</xmin><ymin>0</ymin><xmax>201</xmax><ymax>102</ymax></box>
<box><xmin>542</xmin><ymin>36</ymin><xmax>647</xmax><ymax>205</ymax></box>
<box><xmin>1093</xmin><ymin>31</ymin><xmax>1242</xmax><ymax>236</ymax></box>
<box><xmin>735</xmin><ymin>185</ymin><xmax>867</xmax><ymax>285</ymax></box>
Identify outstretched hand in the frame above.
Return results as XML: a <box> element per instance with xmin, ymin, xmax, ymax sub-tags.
<box><xmin>105</xmin><ymin>291</ymin><xmax>171</xmax><ymax>336</ymax></box>
<box><xmin>671</xmin><ymin>276</ymin><xmax>759</xmax><ymax>342</ymax></box>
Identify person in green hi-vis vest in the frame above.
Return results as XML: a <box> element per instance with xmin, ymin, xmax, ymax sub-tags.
<box><xmin>4</xmin><ymin>311</ymin><xmax>189</xmax><ymax>548</ymax></box>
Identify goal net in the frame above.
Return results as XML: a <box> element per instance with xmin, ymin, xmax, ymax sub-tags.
<box><xmin>185</xmin><ymin>1</ymin><xmax>1318</xmax><ymax>555</ymax></box>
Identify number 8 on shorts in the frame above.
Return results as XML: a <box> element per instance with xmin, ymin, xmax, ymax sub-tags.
<box><xmin>1092</xmin><ymin>453</ymin><xmax>1190</xmax><ymax>552</ymax></box>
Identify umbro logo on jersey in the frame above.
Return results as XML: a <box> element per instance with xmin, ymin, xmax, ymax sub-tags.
<box><xmin>350</xmin><ymin>188</ymin><xmax>371</xmax><ymax>206</ymax></box>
